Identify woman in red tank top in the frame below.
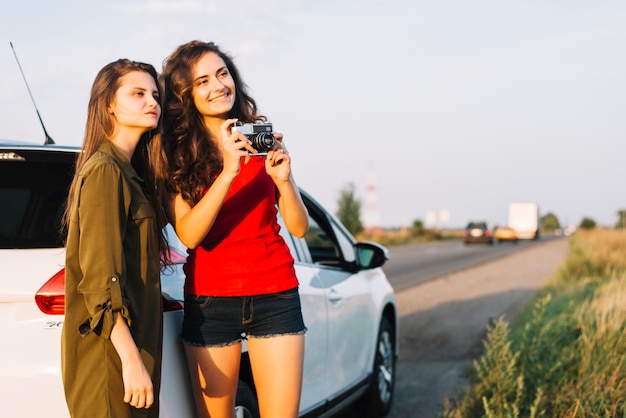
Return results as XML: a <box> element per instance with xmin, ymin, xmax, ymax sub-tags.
<box><xmin>156</xmin><ymin>40</ymin><xmax>309</xmax><ymax>418</ymax></box>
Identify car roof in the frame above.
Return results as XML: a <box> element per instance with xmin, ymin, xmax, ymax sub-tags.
<box><xmin>0</xmin><ymin>139</ymin><xmax>80</xmax><ymax>152</ymax></box>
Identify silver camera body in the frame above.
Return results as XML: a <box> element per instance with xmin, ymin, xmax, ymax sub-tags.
<box><xmin>232</xmin><ymin>122</ymin><xmax>275</xmax><ymax>154</ymax></box>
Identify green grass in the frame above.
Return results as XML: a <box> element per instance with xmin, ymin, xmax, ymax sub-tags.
<box><xmin>442</xmin><ymin>230</ymin><xmax>626</xmax><ymax>418</ymax></box>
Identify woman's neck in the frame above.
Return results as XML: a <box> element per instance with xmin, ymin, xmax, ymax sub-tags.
<box><xmin>109</xmin><ymin>129</ymin><xmax>141</xmax><ymax>161</ymax></box>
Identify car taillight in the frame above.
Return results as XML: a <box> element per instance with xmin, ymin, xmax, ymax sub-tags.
<box><xmin>35</xmin><ymin>247</ymin><xmax>187</xmax><ymax>315</ymax></box>
<box><xmin>163</xmin><ymin>298</ymin><xmax>183</xmax><ymax>312</ymax></box>
<box><xmin>35</xmin><ymin>269</ymin><xmax>66</xmax><ymax>315</ymax></box>
<box><xmin>162</xmin><ymin>247</ymin><xmax>186</xmax><ymax>312</ymax></box>
<box><xmin>163</xmin><ymin>247</ymin><xmax>187</xmax><ymax>265</ymax></box>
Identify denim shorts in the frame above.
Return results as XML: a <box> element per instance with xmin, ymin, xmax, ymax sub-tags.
<box><xmin>181</xmin><ymin>287</ymin><xmax>307</xmax><ymax>347</ymax></box>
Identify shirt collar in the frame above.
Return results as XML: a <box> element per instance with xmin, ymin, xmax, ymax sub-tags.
<box><xmin>97</xmin><ymin>140</ymin><xmax>144</xmax><ymax>183</ymax></box>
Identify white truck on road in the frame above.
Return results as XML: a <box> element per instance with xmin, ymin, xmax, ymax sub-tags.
<box><xmin>508</xmin><ymin>202</ymin><xmax>540</xmax><ymax>240</ymax></box>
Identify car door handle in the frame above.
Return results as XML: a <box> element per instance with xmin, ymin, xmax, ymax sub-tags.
<box><xmin>328</xmin><ymin>288</ymin><xmax>342</xmax><ymax>304</ymax></box>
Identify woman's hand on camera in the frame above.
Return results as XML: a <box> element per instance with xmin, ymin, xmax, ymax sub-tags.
<box><xmin>265</xmin><ymin>132</ymin><xmax>292</xmax><ymax>182</ymax></box>
<box><xmin>220</xmin><ymin>118</ymin><xmax>253</xmax><ymax>172</ymax></box>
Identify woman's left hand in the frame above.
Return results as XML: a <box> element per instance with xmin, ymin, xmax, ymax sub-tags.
<box><xmin>265</xmin><ymin>132</ymin><xmax>291</xmax><ymax>182</ymax></box>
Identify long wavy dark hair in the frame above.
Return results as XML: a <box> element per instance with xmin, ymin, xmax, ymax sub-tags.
<box><xmin>63</xmin><ymin>59</ymin><xmax>169</xmax><ymax>260</ymax></box>
<box><xmin>156</xmin><ymin>40</ymin><xmax>264</xmax><ymax>206</ymax></box>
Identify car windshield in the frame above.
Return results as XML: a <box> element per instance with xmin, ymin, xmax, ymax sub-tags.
<box><xmin>0</xmin><ymin>148</ymin><xmax>75</xmax><ymax>249</ymax></box>
<box><xmin>467</xmin><ymin>223</ymin><xmax>486</xmax><ymax>229</ymax></box>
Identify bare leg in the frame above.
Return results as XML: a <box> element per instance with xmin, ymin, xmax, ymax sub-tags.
<box><xmin>184</xmin><ymin>342</ymin><xmax>243</xmax><ymax>418</ymax></box>
<box><xmin>247</xmin><ymin>334</ymin><xmax>305</xmax><ymax>418</ymax></box>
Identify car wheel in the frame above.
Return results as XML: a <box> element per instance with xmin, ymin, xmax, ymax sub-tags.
<box><xmin>356</xmin><ymin>316</ymin><xmax>395</xmax><ymax>417</ymax></box>
<box><xmin>235</xmin><ymin>380</ymin><xmax>259</xmax><ymax>418</ymax></box>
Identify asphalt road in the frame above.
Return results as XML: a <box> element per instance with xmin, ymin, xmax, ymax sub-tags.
<box><xmin>383</xmin><ymin>236</ymin><xmax>558</xmax><ymax>292</ymax></box>
<box><xmin>334</xmin><ymin>236</ymin><xmax>570</xmax><ymax>418</ymax></box>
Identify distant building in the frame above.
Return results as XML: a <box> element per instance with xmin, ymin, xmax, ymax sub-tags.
<box><xmin>425</xmin><ymin>209</ymin><xmax>450</xmax><ymax>229</ymax></box>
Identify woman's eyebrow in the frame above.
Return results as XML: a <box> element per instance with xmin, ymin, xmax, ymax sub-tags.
<box><xmin>193</xmin><ymin>66</ymin><xmax>227</xmax><ymax>83</ymax></box>
<box><xmin>193</xmin><ymin>74</ymin><xmax>208</xmax><ymax>83</ymax></box>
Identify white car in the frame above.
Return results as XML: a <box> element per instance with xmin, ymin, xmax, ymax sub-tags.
<box><xmin>0</xmin><ymin>141</ymin><xmax>398</xmax><ymax>418</ymax></box>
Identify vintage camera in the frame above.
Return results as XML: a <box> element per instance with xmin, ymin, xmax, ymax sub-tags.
<box><xmin>232</xmin><ymin>122</ymin><xmax>275</xmax><ymax>154</ymax></box>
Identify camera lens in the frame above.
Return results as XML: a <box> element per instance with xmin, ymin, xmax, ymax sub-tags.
<box><xmin>252</xmin><ymin>132</ymin><xmax>275</xmax><ymax>151</ymax></box>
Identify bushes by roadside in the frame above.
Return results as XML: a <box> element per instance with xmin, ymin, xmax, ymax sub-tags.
<box><xmin>356</xmin><ymin>228</ymin><xmax>463</xmax><ymax>247</ymax></box>
<box><xmin>442</xmin><ymin>230</ymin><xmax>626</xmax><ymax>418</ymax></box>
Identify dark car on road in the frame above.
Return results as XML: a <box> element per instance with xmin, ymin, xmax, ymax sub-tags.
<box><xmin>463</xmin><ymin>221</ymin><xmax>493</xmax><ymax>245</ymax></box>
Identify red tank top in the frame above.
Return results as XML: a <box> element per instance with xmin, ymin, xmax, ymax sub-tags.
<box><xmin>183</xmin><ymin>157</ymin><xmax>298</xmax><ymax>296</ymax></box>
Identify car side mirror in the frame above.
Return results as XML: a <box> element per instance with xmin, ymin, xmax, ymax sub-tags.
<box><xmin>355</xmin><ymin>241</ymin><xmax>388</xmax><ymax>269</ymax></box>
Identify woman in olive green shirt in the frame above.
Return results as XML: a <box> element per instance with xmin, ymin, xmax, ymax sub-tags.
<box><xmin>61</xmin><ymin>59</ymin><xmax>169</xmax><ymax>418</ymax></box>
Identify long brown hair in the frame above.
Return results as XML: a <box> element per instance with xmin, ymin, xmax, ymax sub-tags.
<box><xmin>156</xmin><ymin>40</ymin><xmax>264</xmax><ymax>206</ymax></box>
<box><xmin>63</xmin><ymin>59</ymin><xmax>169</xmax><ymax>259</ymax></box>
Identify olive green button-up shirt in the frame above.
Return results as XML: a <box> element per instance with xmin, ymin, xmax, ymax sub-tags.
<box><xmin>61</xmin><ymin>141</ymin><xmax>163</xmax><ymax>418</ymax></box>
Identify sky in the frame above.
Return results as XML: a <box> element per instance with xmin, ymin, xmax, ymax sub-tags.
<box><xmin>1</xmin><ymin>0</ymin><xmax>625</xmax><ymax>229</ymax></box>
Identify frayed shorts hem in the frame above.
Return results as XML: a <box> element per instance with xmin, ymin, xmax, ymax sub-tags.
<box><xmin>182</xmin><ymin>337</ymin><xmax>243</xmax><ymax>348</ymax></box>
<box><xmin>181</xmin><ymin>328</ymin><xmax>307</xmax><ymax>348</ymax></box>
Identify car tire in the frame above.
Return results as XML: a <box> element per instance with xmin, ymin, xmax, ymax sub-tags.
<box><xmin>355</xmin><ymin>316</ymin><xmax>395</xmax><ymax>417</ymax></box>
<box><xmin>235</xmin><ymin>380</ymin><xmax>259</xmax><ymax>418</ymax></box>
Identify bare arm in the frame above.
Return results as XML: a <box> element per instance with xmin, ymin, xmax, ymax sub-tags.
<box><xmin>164</xmin><ymin>171</ymin><xmax>236</xmax><ymax>249</ymax></box>
<box><xmin>265</xmin><ymin>135</ymin><xmax>308</xmax><ymax>238</ymax></box>
<box><xmin>166</xmin><ymin>118</ymin><xmax>252</xmax><ymax>249</ymax></box>
<box><xmin>276</xmin><ymin>172</ymin><xmax>309</xmax><ymax>238</ymax></box>
<box><xmin>110</xmin><ymin>312</ymin><xmax>153</xmax><ymax>409</ymax></box>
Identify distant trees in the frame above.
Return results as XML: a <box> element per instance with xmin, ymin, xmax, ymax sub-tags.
<box><xmin>410</xmin><ymin>218</ymin><xmax>442</xmax><ymax>240</ymax></box>
<box><xmin>541</xmin><ymin>212</ymin><xmax>561</xmax><ymax>232</ymax></box>
<box><xmin>335</xmin><ymin>182</ymin><xmax>363</xmax><ymax>235</ymax></box>
<box><xmin>411</xmin><ymin>219</ymin><xmax>424</xmax><ymax>236</ymax></box>
<box><xmin>579</xmin><ymin>217</ymin><xmax>597</xmax><ymax>230</ymax></box>
<box><xmin>615</xmin><ymin>210</ymin><xmax>626</xmax><ymax>229</ymax></box>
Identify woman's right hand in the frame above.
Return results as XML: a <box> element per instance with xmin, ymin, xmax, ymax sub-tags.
<box><xmin>110</xmin><ymin>312</ymin><xmax>154</xmax><ymax>409</ymax></box>
<box><xmin>221</xmin><ymin>118</ymin><xmax>253</xmax><ymax>173</ymax></box>
<box><xmin>121</xmin><ymin>354</ymin><xmax>154</xmax><ymax>409</ymax></box>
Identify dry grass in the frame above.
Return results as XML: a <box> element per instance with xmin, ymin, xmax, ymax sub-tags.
<box><xmin>442</xmin><ymin>229</ymin><xmax>626</xmax><ymax>418</ymax></box>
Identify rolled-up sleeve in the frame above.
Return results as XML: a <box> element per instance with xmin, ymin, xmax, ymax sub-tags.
<box><xmin>75</xmin><ymin>162</ymin><xmax>132</xmax><ymax>339</ymax></box>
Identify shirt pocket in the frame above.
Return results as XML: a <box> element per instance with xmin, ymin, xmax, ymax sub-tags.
<box><xmin>130</xmin><ymin>201</ymin><xmax>154</xmax><ymax>221</ymax></box>
<box><xmin>129</xmin><ymin>201</ymin><xmax>158</xmax><ymax>262</ymax></box>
